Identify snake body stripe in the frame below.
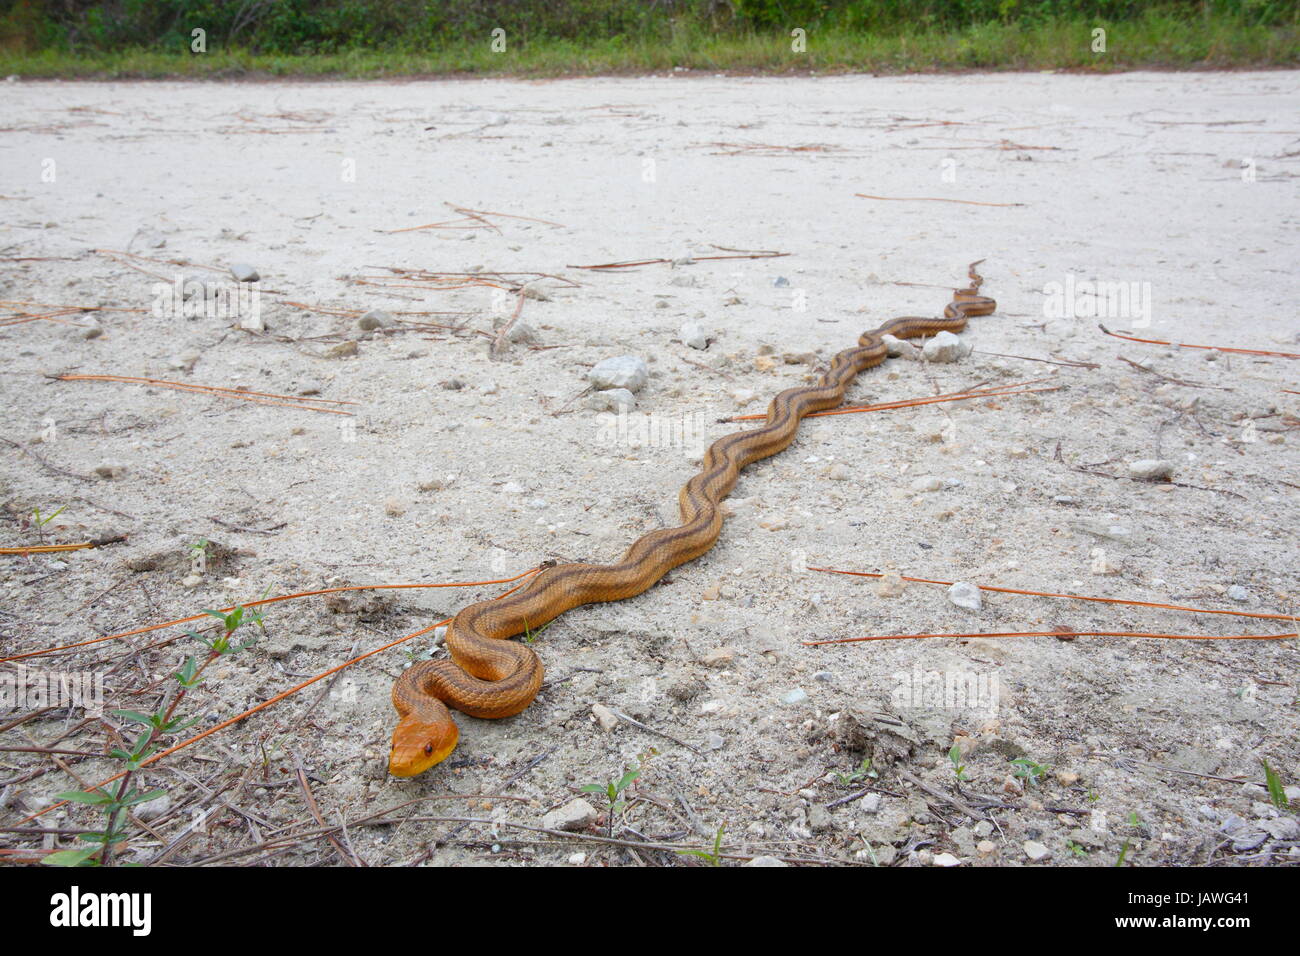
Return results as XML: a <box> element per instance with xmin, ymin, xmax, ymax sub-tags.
<box><xmin>389</xmin><ymin>261</ymin><xmax>996</xmax><ymax>776</ymax></box>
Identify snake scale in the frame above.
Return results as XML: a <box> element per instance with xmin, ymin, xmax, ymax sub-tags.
<box><xmin>389</xmin><ymin>260</ymin><xmax>996</xmax><ymax>776</ymax></box>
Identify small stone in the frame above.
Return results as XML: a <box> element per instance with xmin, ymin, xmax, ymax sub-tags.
<box><xmin>542</xmin><ymin>798</ymin><xmax>598</xmax><ymax>833</ymax></box>
<box><xmin>586</xmin><ymin>388</ymin><xmax>636</xmax><ymax>412</ymax></box>
<box><xmin>1023</xmin><ymin>840</ymin><xmax>1050</xmax><ymax>861</ymax></box>
<box><xmin>588</xmin><ymin>355</ymin><xmax>649</xmax><ymax>392</ymax></box>
<box><xmin>860</xmin><ymin>793</ymin><xmax>882</xmax><ymax>814</ymax></box>
<box><xmin>358</xmin><ymin>309</ymin><xmax>393</xmax><ymax>330</ymax></box>
<box><xmin>680</xmin><ymin>320</ymin><xmax>709</xmax><ymax>350</ymax></box>
<box><xmin>754</xmin><ymin>355</ymin><xmax>778</xmax><ymax>373</ymax></box>
<box><xmin>881</xmin><ymin>334</ymin><xmax>908</xmax><ymax>357</ymax></box>
<box><xmin>933</xmin><ymin>852</ymin><xmax>962</xmax><ymax>867</ymax></box>
<box><xmin>229</xmin><ymin>262</ymin><xmax>260</xmax><ymax>283</ymax></box>
<box><xmin>772</xmin><ymin>276</ymin><xmax>790</xmax><ymax>287</ymax></box>
<box><xmin>94</xmin><ymin>463</ymin><xmax>126</xmax><ymax>479</ymax></box>
<box><xmin>700</xmin><ymin>646</ymin><xmax>736</xmax><ymax>668</ymax></box>
<box><xmin>744</xmin><ymin>855</ymin><xmax>788</xmax><ymax>867</ymax></box>
<box><xmin>566</xmin><ymin>852</ymin><xmax>586</xmax><ymax>865</ymax></box>
<box><xmin>977</xmin><ymin>840</ymin><xmax>997</xmax><ymax>855</ymax></box>
<box><xmin>947</xmin><ymin>581</ymin><xmax>983</xmax><ymax>611</ymax></box>
<box><xmin>503</xmin><ymin>318</ymin><xmax>540</xmax><ymax>344</ymax></box>
<box><xmin>1227</xmin><ymin>585</ymin><xmax>1250</xmax><ymax>602</ymax></box>
<box><xmin>327</xmin><ymin>340</ymin><xmax>359</xmax><ymax>358</ymax></box>
<box><xmin>383</xmin><ymin>498</ymin><xmax>406</xmax><ymax>517</ymax></box>
<box><xmin>501</xmin><ymin>482</ymin><xmax>527</xmax><ymax>494</ymax></box>
<box><xmin>1128</xmin><ymin>458</ymin><xmax>1175</xmax><ymax>480</ymax></box>
<box><xmin>781</xmin><ymin>688</ymin><xmax>808</xmax><ymax>705</ymax></box>
<box><xmin>922</xmin><ymin>331</ymin><xmax>971</xmax><ymax>363</ymax></box>
<box><xmin>827</xmin><ymin>463</ymin><xmax>850</xmax><ymax>481</ymax></box>
<box><xmin>876</xmin><ymin>572</ymin><xmax>905</xmax><ymax>598</ymax></box>
<box><xmin>591</xmin><ymin>703</ymin><xmax>620</xmax><ymax>732</ymax></box>
<box><xmin>704</xmin><ymin>732</ymin><xmax>725</xmax><ymax>751</ymax></box>
<box><xmin>910</xmin><ymin>475</ymin><xmax>943</xmax><ymax>493</ymax></box>
<box><xmin>973</xmin><ymin>821</ymin><xmax>993</xmax><ymax>837</ymax></box>
<box><xmin>808</xmin><ymin>805</ymin><xmax>832</xmax><ymax>832</ymax></box>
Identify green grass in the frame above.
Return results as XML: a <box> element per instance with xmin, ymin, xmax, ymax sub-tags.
<box><xmin>3</xmin><ymin>15</ymin><xmax>1296</xmax><ymax>78</ymax></box>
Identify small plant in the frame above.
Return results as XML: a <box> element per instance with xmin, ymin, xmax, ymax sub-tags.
<box><xmin>581</xmin><ymin>751</ymin><xmax>654</xmax><ymax>838</ymax></box>
<box><xmin>1009</xmin><ymin>757</ymin><xmax>1050</xmax><ymax>788</ymax></box>
<box><xmin>45</xmin><ymin>600</ymin><xmax>264</xmax><ymax>866</ymax></box>
<box><xmin>30</xmin><ymin>504</ymin><xmax>65</xmax><ymax>543</ymax></box>
<box><xmin>834</xmin><ymin>757</ymin><xmax>876</xmax><ymax>787</ymax></box>
<box><xmin>678</xmin><ymin>824</ymin><xmax>726</xmax><ymax>866</ymax></box>
<box><xmin>521</xmin><ymin>619</ymin><xmax>552</xmax><ymax>645</ymax></box>
<box><xmin>948</xmin><ymin>744</ymin><xmax>971</xmax><ymax>782</ymax></box>
<box><xmin>1065</xmin><ymin>839</ymin><xmax>1088</xmax><ymax>859</ymax></box>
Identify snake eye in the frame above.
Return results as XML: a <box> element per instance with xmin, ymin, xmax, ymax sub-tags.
<box><xmin>424</xmin><ymin>743</ymin><xmax>435</xmax><ymax>756</ymax></box>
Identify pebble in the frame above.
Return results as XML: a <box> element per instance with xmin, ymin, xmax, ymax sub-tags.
<box><xmin>586</xmin><ymin>388</ymin><xmax>636</xmax><ymax>412</ymax></box>
<box><xmin>947</xmin><ymin>581</ymin><xmax>983</xmax><ymax>611</ymax></box>
<box><xmin>700</xmin><ymin>646</ymin><xmax>736</xmax><ymax>668</ymax></box>
<box><xmin>1023</xmin><ymin>840</ymin><xmax>1050</xmax><ymax>861</ymax></box>
<box><xmin>591</xmin><ymin>703</ymin><xmax>620</xmax><ymax>732</ymax></box>
<box><xmin>229</xmin><ymin>262</ymin><xmax>260</xmax><ymax>283</ymax></box>
<box><xmin>973</xmin><ymin>821</ymin><xmax>993</xmax><ymax>837</ymax></box>
<box><xmin>327</xmin><ymin>340</ymin><xmax>358</xmax><ymax>358</ymax></box>
<box><xmin>977</xmin><ymin>840</ymin><xmax>997</xmax><ymax>855</ymax></box>
<box><xmin>1227</xmin><ymin>585</ymin><xmax>1250</xmax><ymax>602</ymax></box>
<box><xmin>704</xmin><ymin>732</ymin><xmax>726</xmax><ymax>751</ymax></box>
<box><xmin>542</xmin><ymin>799</ymin><xmax>598</xmax><ymax>833</ymax></box>
<box><xmin>588</xmin><ymin>355</ymin><xmax>649</xmax><ymax>392</ymax></box>
<box><xmin>1128</xmin><ymin>458</ymin><xmax>1175</xmax><ymax>480</ymax></box>
<box><xmin>876</xmin><ymin>572</ymin><xmax>905</xmax><ymax>598</ymax></box>
<box><xmin>910</xmin><ymin>475</ymin><xmax>943</xmax><ymax>493</ymax></box>
<box><xmin>94</xmin><ymin>462</ymin><xmax>126</xmax><ymax>479</ymax></box>
<box><xmin>922</xmin><ymin>330</ymin><xmax>971</xmax><ymax>363</ymax></box>
<box><xmin>860</xmin><ymin>793</ymin><xmax>881</xmax><ymax>813</ymax></box>
<box><xmin>933</xmin><ymin>852</ymin><xmax>962</xmax><ymax>867</ymax></box>
<box><xmin>358</xmin><ymin>309</ymin><xmax>394</xmax><ymax>330</ymax></box>
<box><xmin>827</xmin><ymin>463</ymin><xmax>850</xmax><ymax>481</ymax></box>
<box><xmin>808</xmin><ymin>805</ymin><xmax>832</xmax><ymax>832</ymax></box>
<box><xmin>881</xmin><ymin>334</ymin><xmax>907</xmax><ymax>357</ymax></box>
<box><xmin>567</xmin><ymin>853</ymin><xmax>587</xmax><ymax>866</ymax></box>
<box><xmin>744</xmin><ymin>855</ymin><xmax>788</xmax><ymax>867</ymax></box>
<box><xmin>772</xmin><ymin>276</ymin><xmax>791</xmax><ymax>287</ymax></box>
<box><xmin>781</xmin><ymin>688</ymin><xmax>808</xmax><ymax>705</ymax></box>
<box><xmin>680</xmin><ymin>320</ymin><xmax>709</xmax><ymax>350</ymax></box>
<box><xmin>503</xmin><ymin>318</ymin><xmax>540</xmax><ymax>344</ymax></box>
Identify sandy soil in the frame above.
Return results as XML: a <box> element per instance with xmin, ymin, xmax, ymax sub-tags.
<box><xmin>1</xmin><ymin>72</ymin><xmax>1297</xmax><ymax>867</ymax></box>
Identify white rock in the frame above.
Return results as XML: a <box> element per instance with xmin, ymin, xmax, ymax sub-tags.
<box><xmin>1227</xmin><ymin>585</ymin><xmax>1250</xmax><ymax>602</ymax></box>
<box><xmin>586</xmin><ymin>388</ymin><xmax>636</xmax><ymax>412</ymax></box>
<box><xmin>744</xmin><ymin>855</ymin><xmax>788</xmax><ymax>867</ymax></box>
<box><xmin>588</xmin><ymin>355</ymin><xmax>649</xmax><ymax>392</ymax></box>
<box><xmin>1023</xmin><ymin>840</ymin><xmax>1050</xmax><ymax>861</ymax></box>
<box><xmin>358</xmin><ymin>309</ymin><xmax>393</xmax><ymax>330</ymax></box>
<box><xmin>948</xmin><ymin>581</ymin><xmax>983</xmax><ymax>611</ymax></box>
<box><xmin>881</xmin><ymin>334</ymin><xmax>908</xmax><ymax>357</ymax></box>
<box><xmin>542</xmin><ymin>798</ymin><xmax>598</xmax><ymax>832</ymax></box>
<box><xmin>910</xmin><ymin>475</ymin><xmax>943</xmax><ymax>493</ymax></box>
<box><xmin>1128</xmin><ymin>458</ymin><xmax>1175</xmax><ymax>480</ymax></box>
<box><xmin>933</xmin><ymin>852</ymin><xmax>962</xmax><ymax>867</ymax></box>
<box><xmin>680</xmin><ymin>320</ymin><xmax>709</xmax><ymax>350</ymax></box>
<box><xmin>591</xmin><ymin>703</ymin><xmax>620</xmax><ymax>732</ymax></box>
<box><xmin>922</xmin><ymin>331</ymin><xmax>971</xmax><ymax>363</ymax></box>
<box><xmin>229</xmin><ymin>262</ymin><xmax>260</xmax><ymax>283</ymax></box>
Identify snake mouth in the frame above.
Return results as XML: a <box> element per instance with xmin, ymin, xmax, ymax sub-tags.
<box><xmin>388</xmin><ymin>716</ymin><xmax>459</xmax><ymax>777</ymax></box>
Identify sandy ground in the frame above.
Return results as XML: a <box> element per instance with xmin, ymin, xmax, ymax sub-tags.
<box><xmin>1</xmin><ymin>72</ymin><xmax>1298</xmax><ymax>867</ymax></box>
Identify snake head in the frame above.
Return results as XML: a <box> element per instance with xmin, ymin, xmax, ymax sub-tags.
<box><xmin>388</xmin><ymin>715</ymin><xmax>459</xmax><ymax>778</ymax></box>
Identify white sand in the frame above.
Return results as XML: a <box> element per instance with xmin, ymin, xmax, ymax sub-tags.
<box><xmin>1</xmin><ymin>72</ymin><xmax>1297</xmax><ymax>866</ymax></box>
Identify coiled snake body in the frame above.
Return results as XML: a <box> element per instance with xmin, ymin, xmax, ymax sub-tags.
<box><xmin>389</xmin><ymin>261</ymin><xmax>996</xmax><ymax>776</ymax></box>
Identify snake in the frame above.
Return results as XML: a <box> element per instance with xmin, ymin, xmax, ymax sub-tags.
<box><xmin>389</xmin><ymin>260</ymin><xmax>996</xmax><ymax>776</ymax></box>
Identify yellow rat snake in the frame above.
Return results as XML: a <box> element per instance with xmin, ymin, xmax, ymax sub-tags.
<box><xmin>389</xmin><ymin>260</ymin><xmax>996</xmax><ymax>776</ymax></box>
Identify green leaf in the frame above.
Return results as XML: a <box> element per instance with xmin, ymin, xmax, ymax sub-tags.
<box><xmin>42</xmin><ymin>847</ymin><xmax>100</xmax><ymax>867</ymax></box>
<box><xmin>578</xmin><ymin>784</ymin><xmax>605</xmax><ymax>793</ymax></box>
<box><xmin>56</xmin><ymin>789</ymin><xmax>114</xmax><ymax>805</ymax></box>
<box><xmin>112</xmin><ymin>709</ymin><xmax>156</xmax><ymax>726</ymax></box>
<box><xmin>1262</xmin><ymin>759</ymin><xmax>1288</xmax><ymax>810</ymax></box>
<box><xmin>121</xmin><ymin>789</ymin><xmax>167</xmax><ymax>807</ymax></box>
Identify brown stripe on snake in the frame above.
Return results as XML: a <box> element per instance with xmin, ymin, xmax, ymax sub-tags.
<box><xmin>389</xmin><ymin>260</ymin><xmax>997</xmax><ymax>776</ymax></box>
